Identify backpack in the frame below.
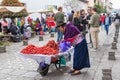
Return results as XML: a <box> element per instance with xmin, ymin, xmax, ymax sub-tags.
<box><xmin>115</xmin><ymin>19</ymin><xmax>119</xmax><ymax>26</ymax></box>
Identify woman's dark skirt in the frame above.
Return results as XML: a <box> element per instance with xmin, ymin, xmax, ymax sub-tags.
<box><xmin>73</xmin><ymin>39</ymin><xmax>90</xmax><ymax>70</ymax></box>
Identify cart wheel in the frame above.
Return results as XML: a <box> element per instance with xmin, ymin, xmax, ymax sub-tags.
<box><xmin>37</xmin><ymin>65</ymin><xmax>49</xmax><ymax>76</ymax></box>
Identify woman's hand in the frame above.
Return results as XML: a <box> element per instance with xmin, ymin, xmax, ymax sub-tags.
<box><xmin>57</xmin><ymin>39</ymin><xmax>65</xmax><ymax>44</ymax></box>
<box><xmin>80</xmin><ymin>24</ymin><xmax>83</xmax><ymax>26</ymax></box>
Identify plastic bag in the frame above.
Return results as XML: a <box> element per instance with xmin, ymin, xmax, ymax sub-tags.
<box><xmin>60</xmin><ymin>57</ymin><xmax>66</xmax><ymax>65</ymax></box>
<box><xmin>59</xmin><ymin>41</ymin><xmax>71</xmax><ymax>52</ymax></box>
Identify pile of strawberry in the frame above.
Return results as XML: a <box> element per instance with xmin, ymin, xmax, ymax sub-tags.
<box><xmin>21</xmin><ymin>40</ymin><xmax>59</xmax><ymax>55</ymax></box>
<box><xmin>46</xmin><ymin>40</ymin><xmax>59</xmax><ymax>51</ymax></box>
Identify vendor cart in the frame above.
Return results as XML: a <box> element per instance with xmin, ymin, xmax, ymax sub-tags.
<box><xmin>18</xmin><ymin>47</ymin><xmax>73</xmax><ymax>76</ymax></box>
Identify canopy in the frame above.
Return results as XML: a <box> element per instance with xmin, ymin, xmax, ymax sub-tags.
<box><xmin>0</xmin><ymin>0</ymin><xmax>28</xmax><ymax>18</ymax></box>
<box><xmin>28</xmin><ymin>10</ymin><xmax>53</xmax><ymax>14</ymax></box>
<box><xmin>0</xmin><ymin>6</ymin><xmax>25</xmax><ymax>13</ymax></box>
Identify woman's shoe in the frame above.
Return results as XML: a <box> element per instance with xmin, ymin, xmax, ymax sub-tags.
<box><xmin>71</xmin><ymin>70</ymin><xmax>81</xmax><ymax>75</ymax></box>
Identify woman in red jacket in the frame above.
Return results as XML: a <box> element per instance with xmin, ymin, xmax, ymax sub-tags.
<box><xmin>46</xmin><ymin>15</ymin><xmax>56</xmax><ymax>33</ymax></box>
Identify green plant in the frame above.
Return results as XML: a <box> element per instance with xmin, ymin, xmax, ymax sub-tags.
<box><xmin>0</xmin><ymin>42</ymin><xmax>4</xmax><ymax>46</ymax></box>
<box><xmin>94</xmin><ymin>3</ymin><xmax>106</xmax><ymax>14</ymax></box>
<box><xmin>31</xmin><ymin>21</ymin><xmax>37</xmax><ymax>30</ymax></box>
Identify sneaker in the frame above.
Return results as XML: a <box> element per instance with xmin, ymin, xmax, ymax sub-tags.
<box><xmin>91</xmin><ymin>48</ymin><xmax>97</xmax><ymax>52</ymax></box>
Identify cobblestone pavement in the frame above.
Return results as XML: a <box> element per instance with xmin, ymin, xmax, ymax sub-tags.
<box><xmin>0</xmin><ymin>23</ymin><xmax>120</xmax><ymax>80</ymax></box>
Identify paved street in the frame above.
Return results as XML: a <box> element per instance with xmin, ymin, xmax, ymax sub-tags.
<box><xmin>0</xmin><ymin>23</ymin><xmax>120</xmax><ymax>80</ymax></box>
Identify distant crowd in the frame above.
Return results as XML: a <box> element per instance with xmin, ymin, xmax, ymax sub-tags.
<box><xmin>0</xmin><ymin>7</ymin><xmax>120</xmax><ymax>41</ymax></box>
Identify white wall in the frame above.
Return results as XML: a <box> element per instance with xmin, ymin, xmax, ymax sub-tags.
<box><xmin>63</xmin><ymin>0</ymin><xmax>88</xmax><ymax>13</ymax></box>
<box><xmin>88</xmin><ymin>0</ymin><xmax>94</xmax><ymax>7</ymax></box>
<box><xmin>19</xmin><ymin>0</ymin><xmax>65</xmax><ymax>12</ymax></box>
<box><xmin>78</xmin><ymin>1</ymin><xmax>88</xmax><ymax>11</ymax></box>
<box><xmin>105</xmin><ymin>0</ymin><xmax>113</xmax><ymax>13</ymax></box>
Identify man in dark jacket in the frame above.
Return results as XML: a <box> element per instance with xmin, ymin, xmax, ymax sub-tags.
<box><xmin>87</xmin><ymin>9</ymin><xmax>93</xmax><ymax>47</ymax></box>
<box><xmin>114</xmin><ymin>13</ymin><xmax>120</xmax><ymax>28</ymax></box>
<box><xmin>68</xmin><ymin>10</ymin><xmax>74</xmax><ymax>23</ymax></box>
<box><xmin>9</xmin><ymin>22</ymin><xmax>18</xmax><ymax>35</ymax></box>
<box><xmin>80</xmin><ymin>9</ymin><xmax>88</xmax><ymax>37</ymax></box>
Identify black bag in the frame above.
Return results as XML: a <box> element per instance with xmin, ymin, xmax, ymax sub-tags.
<box><xmin>12</xmin><ymin>35</ymin><xmax>21</xmax><ymax>42</ymax></box>
<box><xmin>10</xmin><ymin>25</ymin><xmax>18</xmax><ymax>35</ymax></box>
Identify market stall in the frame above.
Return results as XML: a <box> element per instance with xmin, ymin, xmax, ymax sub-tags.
<box><xmin>0</xmin><ymin>0</ymin><xmax>28</xmax><ymax>18</ymax></box>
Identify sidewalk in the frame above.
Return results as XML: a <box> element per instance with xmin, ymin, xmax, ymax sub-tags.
<box><xmin>0</xmin><ymin>23</ymin><xmax>119</xmax><ymax>80</ymax></box>
<box><xmin>93</xmin><ymin>24</ymin><xmax>120</xmax><ymax>80</ymax></box>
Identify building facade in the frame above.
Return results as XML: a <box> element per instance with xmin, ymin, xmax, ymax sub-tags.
<box><xmin>105</xmin><ymin>0</ymin><xmax>113</xmax><ymax>13</ymax></box>
<box><xmin>64</xmin><ymin>0</ymin><xmax>88</xmax><ymax>12</ymax></box>
<box><xmin>87</xmin><ymin>0</ymin><xmax>94</xmax><ymax>8</ymax></box>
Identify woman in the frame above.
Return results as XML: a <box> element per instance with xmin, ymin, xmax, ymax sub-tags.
<box><xmin>73</xmin><ymin>11</ymin><xmax>81</xmax><ymax>31</ymax></box>
<box><xmin>20</xmin><ymin>18</ymin><xmax>25</xmax><ymax>34</ymax></box>
<box><xmin>100</xmin><ymin>14</ymin><xmax>106</xmax><ymax>27</ymax></box>
<box><xmin>2</xmin><ymin>19</ymin><xmax>8</xmax><ymax>34</ymax></box>
<box><xmin>80</xmin><ymin>9</ymin><xmax>88</xmax><ymax>37</ymax></box>
<box><xmin>87</xmin><ymin>9</ymin><xmax>93</xmax><ymax>47</ymax></box>
<box><xmin>35</xmin><ymin>21</ymin><xmax>41</xmax><ymax>35</ymax></box>
<box><xmin>104</xmin><ymin>14</ymin><xmax>111</xmax><ymax>35</ymax></box>
<box><xmin>57</xmin><ymin>22</ymin><xmax>90</xmax><ymax>75</ymax></box>
<box><xmin>46</xmin><ymin>15</ymin><xmax>56</xmax><ymax>33</ymax></box>
<box><xmin>24</xmin><ymin>24</ymin><xmax>31</xmax><ymax>39</ymax></box>
<box><xmin>80</xmin><ymin>9</ymin><xmax>88</xmax><ymax>32</ymax></box>
<box><xmin>0</xmin><ymin>22</ymin><xmax>2</xmax><ymax>32</ymax></box>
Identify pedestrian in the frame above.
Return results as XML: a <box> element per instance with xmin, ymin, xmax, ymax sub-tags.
<box><xmin>73</xmin><ymin>11</ymin><xmax>81</xmax><ymax>31</ymax></box>
<box><xmin>90</xmin><ymin>7</ymin><xmax>100</xmax><ymax>51</ymax></box>
<box><xmin>2</xmin><ymin>19</ymin><xmax>8</xmax><ymax>34</ymax></box>
<box><xmin>35</xmin><ymin>20</ymin><xmax>41</xmax><ymax>35</ymax></box>
<box><xmin>104</xmin><ymin>14</ymin><xmax>111</xmax><ymax>35</ymax></box>
<box><xmin>100</xmin><ymin>13</ymin><xmax>106</xmax><ymax>29</ymax></box>
<box><xmin>68</xmin><ymin>10</ymin><xmax>74</xmax><ymax>23</ymax></box>
<box><xmin>57</xmin><ymin>22</ymin><xmax>90</xmax><ymax>75</ymax></box>
<box><xmin>36</xmin><ymin>17</ymin><xmax>40</xmax><ymax>23</ymax></box>
<box><xmin>7</xmin><ymin>18</ymin><xmax>12</xmax><ymax>34</ymax></box>
<box><xmin>54</xmin><ymin>7</ymin><xmax>64</xmax><ymax>42</ymax></box>
<box><xmin>87</xmin><ymin>9</ymin><xmax>93</xmax><ymax>47</ymax></box>
<box><xmin>23</xmin><ymin>24</ymin><xmax>31</xmax><ymax>39</ymax></box>
<box><xmin>0</xmin><ymin>22</ymin><xmax>2</xmax><ymax>32</ymax></box>
<box><xmin>114</xmin><ymin>14</ymin><xmax>120</xmax><ymax>25</ymax></box>
<box><xmin>79</xmin><ymin>9</ymin><xmax>88</xmax><ymax>37</ymax></box>
<box><xmin>9</xmin><ymin>22</ymin><xmax>18</xmax><ymax>35</ymax></box>
<box><xmin>27</xmin><ymin>17</ymin><xmax>32</xmax><ymax>24</ymax></box>
<box><xmin>17</xmin><ymin>18</ymin><xmax>21</xmax><ymax>35</ymax></box>
<box><xmin>41</xmin><ymin>16</ymin><xmax>46</xmax><ymax>32</ymax></box>
<box><xmin>20</xmin><ymin>18</ymin><xmax>25</xmax><ymax>34</ymax></box>
<box><xmin>46</xmin><ymin>15</ymin><xmax>56</xmax><ymax>33</ymax></box>
<box><xmin>114</xmin><ymin>13</ymin><xmax>120</xmax><ymax>29</ymax></box>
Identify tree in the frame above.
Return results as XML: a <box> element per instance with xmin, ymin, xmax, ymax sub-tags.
<box><xmin>0</xmin><ymin>0</ymin><xmax>28</xmax><ymax>18</ymax></box>
<box><xmin>94</xmin><ymin>3</ymin><xmax>106</xmax><ymax>14</ymax></box>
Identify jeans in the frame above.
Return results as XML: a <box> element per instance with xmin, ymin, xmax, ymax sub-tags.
<box><xmin>101</xmin><ymin>23</ymin><xmax>105</xmax><ymax>30</ymax></box>
<box><xmin>105</xmin><ymin>25</ymin><xmax>109</xmax><ymax>35</ymax></box>
<box><xmin>89</xmin><ymin>32</ymin><xmax>93</xmax><ymax>48</ymax></box>
<box><xmin>57</xmin><ymin>29</ymin><xmax>63</xmax><ymax>42</ymax></box>
<box><xmin>43</xmin><ymin>24</ymin><xmax>46</xmax><ymax>32</ymax></box>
